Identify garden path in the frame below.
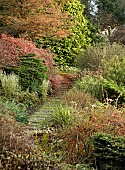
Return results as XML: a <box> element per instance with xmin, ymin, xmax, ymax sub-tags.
<box><xmin>28</xmin><ymin>73</ymin><xmax>78</xmax><ymax>133</ymax></box>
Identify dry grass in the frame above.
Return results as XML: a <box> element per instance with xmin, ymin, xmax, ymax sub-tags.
<box><xmin>61</xmin><ymin>87</ymin><xmax>97</xmax><ymax>112</ymax></box>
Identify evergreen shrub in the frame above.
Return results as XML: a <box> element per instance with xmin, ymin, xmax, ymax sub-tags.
<box><xmin>4</xmin><ymin>54</ymin><xmax>48</xmax><ymax>96</ymax></box>
<box><xmin>92</xmin><ymin>133</ymin><xmax>125</xmax><ymax>170</ymax></box>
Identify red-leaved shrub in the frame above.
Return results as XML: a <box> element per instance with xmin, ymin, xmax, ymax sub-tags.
<box><xmin>0</xmin><ymin>34</ymin><xmax>55</xmax><ymax>68</ymax></box>
<box><xmin>0</xmin><ymin>34</ymin><xmax>61</xmax><ymax>89</ymax></box>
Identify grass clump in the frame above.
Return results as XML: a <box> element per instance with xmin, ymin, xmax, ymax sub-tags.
<box><xmin>51</xmin><ymin>103</ymin><xmax>74</xmax><ymax>128</ymax></box>
<box><xmin>0</xmin><ymin>72</ymin><xmax>20</xmax><ymax>97</ymax></box>
<box><xmin>40</xmin><ymin>79</ymin><xmax>50</xmax><ymax>100</ymax></box>
<box><xmin>61</xmin><ymin>87</ymin><xmax>97</xmax><ymax>111</ymax></box>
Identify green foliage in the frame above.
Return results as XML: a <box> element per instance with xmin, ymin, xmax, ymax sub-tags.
<box><xmin>37</xmin><ymin>0</ymin><xmax>92</xmax><ymax>66</ymax></box>
<box><xmin>0</xmin><ymin>99</ymin><xmax>28</xmax><ymax>123</ymax></box>
<box><xmin>5</xmin><ymin>54</ymin><xmax>48</xmax><ymax>96</ymax></box>
<box><xmin>92</xmin><ymin>133</ymin><xmax>125</xmax><ymax>170</ymax></box>
<box><xmin>58</xmin><ymin>65</ymin><xmax>80</xmax><ymax>74</ymax></box>
<box><xmin>77</xmin><ymin>43</ymin><xmax>125</xmax><ymax>71</ymax></box>
<box><xmin>17</xmin><ymin>90</ymin><xmax>40</xmax><ymax>106</ymax></box>
<box><xmin>102</xmin><ymin>78</ymin><xmax>125</xmax><ymax>105</ymax></box>
<box><xmin>74</xmin><ymin>74</ymin><xmax>125</xmax><ymax>104</ymax></box>
<box><xmin>74</xmin><ymin>75</ymin><xmax>103</xmax><ymax>100</ymax></box>
<box><xmin>103</xmin><ymin>55</ymin><xmax>125</xmax><ymax>86</ymax></box>
<box><xmin>51</xmin><ymin>104</ymin><xmax>73</xmax><ymax>128</ymax></box>
<box><xmin>102</xmin><ymin>55</ymin><xmax>125</xmax><ymax>104</ymax></box>
<box><xmin>40</xmin><ymin>79</ymin><xmax>50</xmax><ymax>100</ymax></box>
<box><xmin>0</xmin><ymin>72</ymin><xmax>41</xmax><ymax>106</ymax></box>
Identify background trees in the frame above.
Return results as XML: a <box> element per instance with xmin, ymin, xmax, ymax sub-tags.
<box><xmin>81</xmin><ymin>0</ymin><xmax>125</xmax><ymax>30</ymax></box>
<box><xmin>81</xmin><ymin>0</ymin><xmax>96</xmax><ymax>22</ymax></box>
<box><xmin>94</xmin><ymin>0</ymin><xmax>125</xmax><ymax>29</ymax></box>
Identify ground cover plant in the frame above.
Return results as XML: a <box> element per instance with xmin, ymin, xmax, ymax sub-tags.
<box><xmin>0</xmin><ymin>97</ymin><xmax>28</xmax><ymax>123</ymax></box>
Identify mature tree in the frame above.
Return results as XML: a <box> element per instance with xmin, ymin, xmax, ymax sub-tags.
<box><xmin>0</xmin><ymin>0</ymin><xmax>72</xmax><ymax>39</ymax></box>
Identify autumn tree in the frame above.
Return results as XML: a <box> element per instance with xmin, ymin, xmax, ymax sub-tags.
<box><xmin>0</xmin><ymin>0</ymin><xmax>72</xmax><ymax>39</ymax></box>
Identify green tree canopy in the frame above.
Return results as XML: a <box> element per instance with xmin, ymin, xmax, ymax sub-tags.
<box><xmin>37</xmin><ymin>0</ymin><xmax>95</xmax><ymax>66</ymax></box>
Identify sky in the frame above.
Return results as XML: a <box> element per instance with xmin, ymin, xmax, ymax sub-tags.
<box><xmin>91</xmin><ymin>0</ymin><xmax>98</xmax><ymax>15</ymax></box>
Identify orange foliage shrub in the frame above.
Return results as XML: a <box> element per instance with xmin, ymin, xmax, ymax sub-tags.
<box><xmin>0</xmin><ymin>0</ymin><xmax>71</xmax><ymax>39</ymax></box>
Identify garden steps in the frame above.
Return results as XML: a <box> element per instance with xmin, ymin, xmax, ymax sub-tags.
<box><xmin>27</xmin><ymin>73</ymin><xmax>79</xmax><ymax>133</ymax></box>
<box><xmin>28</xmin><ymin>97</ymin><xmax>60</xmax><ymax>132</ymax></box>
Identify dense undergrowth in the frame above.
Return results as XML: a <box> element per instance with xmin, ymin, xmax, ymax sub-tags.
<box><xmin>1</xmin><ymin>37</ymin><xmax>125</xmax><ymax>169</ymax></box>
